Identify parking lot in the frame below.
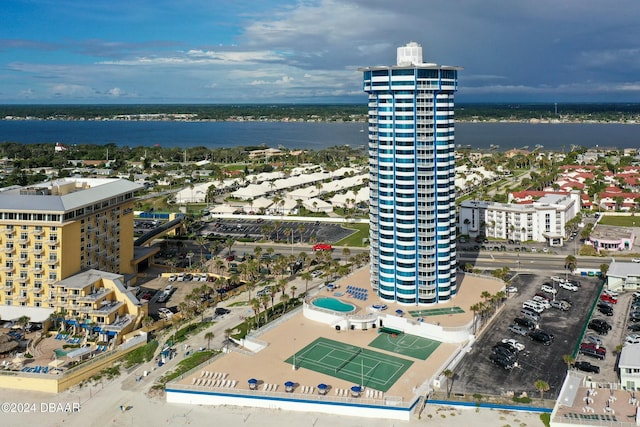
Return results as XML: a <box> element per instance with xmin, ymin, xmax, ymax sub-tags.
<box><xmin>450</xmin><ymin>273</ymin><xmax>605</xmax><ymax>399</ymax></box>
<box><xmin>201</xmin><ymin>219</ymin><xmax>354</xmax><ymax>244</ymax></box>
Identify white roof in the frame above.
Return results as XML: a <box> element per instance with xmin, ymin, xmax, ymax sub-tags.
<box><xmin>0</xmin><ymin>306</ymin><xmax>54</xmax><ymax>323</ymax></box>
<box><xmin>620</xmin><ymin>343</ymin><xmax>640</xmax><ymax>368</ymax></box>
<box><xmin>608</xmin><ymin>261</ymin><xmax>640</xmax><ymax>279</ymax></box>
<box><xmin>210</xmin><ymin>204</ymin><xmax>238</xmax><ymax>214</ymax></box>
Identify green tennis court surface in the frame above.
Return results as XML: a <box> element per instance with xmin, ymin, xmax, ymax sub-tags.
<box><xmin>368</xmin><ymin>332</ymin><xmax>441</xmax><ymax>360</ymax></box>
<box><xmin>408</xmin><ymin>306</ymin><xmax>464</xmax><ymax>317</ymax></box>
<box><xmin>284</xmin><ymin>337</ymin><xmax>413</xmax><ymax>392</ymax></box>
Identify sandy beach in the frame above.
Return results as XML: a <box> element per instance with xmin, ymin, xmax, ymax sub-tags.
<box><xmin>0</xmin><ymin>382</ymin><xmax>546</xmax><ymax>427</ymax></box>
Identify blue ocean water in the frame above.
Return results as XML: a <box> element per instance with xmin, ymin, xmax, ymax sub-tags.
<box><xmin>0</xmin><ymin>120</ymin><xmax>637</xmax><ymax>151</ymax></box>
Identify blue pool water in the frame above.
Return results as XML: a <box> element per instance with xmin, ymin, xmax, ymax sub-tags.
<box><xmin>312</xmin><ymin>297</ymin><xmax>356</xmax><ymax>313</ymax></box>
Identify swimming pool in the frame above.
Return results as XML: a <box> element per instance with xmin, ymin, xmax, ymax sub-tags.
<box><xmin>312</xmin><ymin>297</ymin><xmax>356</xmax><ymax>313</ymax></box>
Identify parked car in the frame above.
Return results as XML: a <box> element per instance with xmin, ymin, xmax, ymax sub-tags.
<box><xmin>514</xmin><ymin>317</ymin><xmax>537</xmax><ymax>330</ymax></box>
<box><xmin>534</xmin><ymin>292</ymin><xmax>551</xmax><ymax>302</ymax></box>
<box><xmin>602</xmin><ymin>289</ymin><xmax>619</xmax><ymax>298</ymax></box>
<box><xmin>529</xmin><ymin>330</ymin><xmax>554</xmax><ymax>345</ymax></box>
<box><xmin>490</xmin><ymin>353</ymin><xmax>515</xmax><ymax>370</ymax></box>
<box><xmin>215</xmin><ymin>307</ymin><xmax>231</xmax><ymax>315</ymax></box>
<box><xmin>520</xmin><ymin>309</ymin><xmax>541</xmax><ymax>322</ymax></box>
<box><xmin>559</xmin><ymin>282</ymin><xmax>578</xmax><ymax>292</ymax></box>
<box><xmin>550</xmin><ymin>300</ymin><xmax>570</xmax><ymax>311</ymax></box>
<box><xmin>600</xmin><ymin>294</ymin><xmax>618</xmax><ymax>304</ymax></box>
<box><xmin>492</xmin><ymin>345</ymin><xmax>518</xmax><ymax>361</ymax></box>
<box><xmin>632</xmin><ymin>258</ymin><xmax>640</xmax><ymax>263</ymax></box>
<box><xmin>624</xmin><ymin>334</ymin><xmax>640</xmax><ymax>346</ymax></box>
<box><xmin>257</xmin><ymin>286</ymin><xmax>273</xmax><ymax>297</ymax></box>
<box><xmin>531</xmin><ymin>296</ymin><xmax>551</xmax><ymax>309</ymax></box>
<box><xmin>584</xmin><ymin>335</ymin><xmax>604</xmax><ymax>346</ymax></box>
<box><xmin>598</xmin><ymin>305</ymin><xmax>614</xmax><ymax>316</ymax></box>
<box><xmin>541</xmin><ymin>284</ymin><xmax>557</xmax><ymax>294</ymax></box>
<box><xmin>522</xmin><ymin>300</ymin><xmax>545</xmax><ymax>313</ymax></box>
<box><xmin>158</xmin><ymin>307</ymin><xmax>173</xmax><ymax>319</ymax></box>
<box><xmin>580</xmin><ymin>342</ymin><xmax>606</xmax><ymax>355</ymax></box>
<box><xmin>501</xmin><ymin>338</ymin><xmax>525</xmax><ymax>352</ymax></box>
<box><xmin>579</xmin><ymin>346</ymin><xmax>605</xmax><ymax>360</ymax></box>
<box><xmin>506</xmin><ymin>286</ymin><xmax>518</xmax><ymax>293</ymax></box>
<box><xmin>573</xmin><ymin>361</ymin><xmax>600</xmax><ymax>374</ymax></box>
<box><xmin>509</xmin><ymin>324</ymin><xmax>529</xmax><ymax>336</ymax></box>
<box><xmin>168</xmin><ymin>274</ymin><xmax>177</xmax><ymax>282</ymax></box>
<box><xmin>588</xmin><ymin>319</ymin><xmax>611</xmax><ymax>335</ymax></box>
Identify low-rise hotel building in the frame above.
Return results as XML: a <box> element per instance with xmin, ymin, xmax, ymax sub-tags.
<box><xmin>458</xmin><ymin>192</ymin><xmax>581</xmax><ymax>245</ymax></box>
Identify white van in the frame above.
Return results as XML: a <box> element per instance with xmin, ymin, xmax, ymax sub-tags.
<box><xmin>523</xmin><ymin>300</ymin><xmax>545</xmax><ymax>313</ymax></box>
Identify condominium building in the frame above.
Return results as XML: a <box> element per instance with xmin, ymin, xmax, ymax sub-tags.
<box><xmin>0</xmin><ymin>178</ymin><xmax>142</xmax><ymax>311</ymax></box>
<box><xmin>360</xmin><ymin>42</ymin><xmax>462</xmax><ymax>305</ymax></box>
<box><xmin>459</xmin><ymin>192</ymin><xmax>581</xmax><ymax>245</ymax></box>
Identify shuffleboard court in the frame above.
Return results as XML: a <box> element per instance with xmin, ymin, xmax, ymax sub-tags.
<box><xmin>368</xmin><ymin>332</ymin><xmax>441</xmax><ymax>360</ymax></box>
<box><xmin>284</xmin><ymin>337</ymin><xmax>413</xmax><ymax>392</ymax></box>
<box><xmin>408</xmin><ymin>306</ymin><xmax>464</xmax><ymax>317</ymax></box>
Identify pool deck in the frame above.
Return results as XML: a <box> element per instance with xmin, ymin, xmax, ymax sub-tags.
<box><xmin>173</xmin><ymin>267</ymin><xmax>505</xmax><ymax>404</ymax></box>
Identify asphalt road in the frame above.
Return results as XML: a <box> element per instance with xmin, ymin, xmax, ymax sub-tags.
<box><xmin>450</xmin><ymin>273</ymin><xmax>604</xmax><ymax>399</ymax></box>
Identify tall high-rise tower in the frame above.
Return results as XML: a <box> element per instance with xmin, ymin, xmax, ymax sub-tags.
<box><xmin>360</xmin><ymin>42</ymin><xmax>462</xmax><ymax>305</ymax></box>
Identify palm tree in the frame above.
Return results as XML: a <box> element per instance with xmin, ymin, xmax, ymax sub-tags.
<box><xmin>469</xmin><ymin>303</ymin><xmax>480</xmax><ymax>333</ymax></box>
<box><xmin>600</xmin><ymin>263</ymin><xmax>609</xmax><ymax>278</ymax></box>
<box><xmin>225</xmin><ymin>237</ymin><xmax>236</xmax><ymax>258</ymax></box>
<box><xmin>250</xmin><ymin>298</ymin><xmax>261</xmax><ymax>328</ymax></box>
<box><xmin>534</xmin><ymin>379</ymin><xmax>550</xmax><ymax>400</ymax></box>
<box><xmin>260</xmin><ymin>294</ymin><xmax>270</xmax><ymax>323</ymax></box>
<box><xmin>290</xmin><ymin>285</ymin><xmax>298</xmax><ymax>299</ymax></box>
<box><xmin>16</xmin><ymin>315</ymin><xmax>31</xmax><ymax>331</ymax></box>
<box><xmin>281</xmin><ymin>293</ymin><xmax>290</xmax><ymax>313</ymax></box>
<box><xmin>562</xmin><ymin>354</ymin><xmax>575</xmax><ymax>371</ymax></box>
<box><xmin>442</xmin><ymin>369</ymin><xmax>454</xmax><ymax>398</ymax></box>
<box><xmin>564</xmin><ymin>255</ymin><xmax>577</xmax><ymax>272</ymax></box>
<box><xmin>204</xmin><ymin>331</ymin><xmax>215</xmax><ymax>350</ymax></box>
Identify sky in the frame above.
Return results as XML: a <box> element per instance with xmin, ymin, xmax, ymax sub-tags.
<box><xmin>1</xmin><ymin>0</ymin><xmax>640</xmax><ymax>104</ymax></box>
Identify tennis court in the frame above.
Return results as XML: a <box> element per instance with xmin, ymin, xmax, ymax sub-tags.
<box><xmin>284</xmin><ymin>337</ymin><xmax>413</xmax><ymax>392</ymax></box>
<box><xmin>408</xmin><ymin>306</ymin><xmax>464</xmax><ymax>317</ymax></box>
<box><xmin>368</xmin><ymin>332</ymin><xmax>441</xmax><ymax>360</ymax></box>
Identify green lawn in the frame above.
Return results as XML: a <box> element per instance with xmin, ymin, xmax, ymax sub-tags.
<box><xmin>598</xmin><ymin>215</ymin><xmax>640</xmax><ymax>227</ymax></box>
<box><xmin>335</xmin><ymin>223</ymin><xmax>369</xmax><ymax>247</ymax></box>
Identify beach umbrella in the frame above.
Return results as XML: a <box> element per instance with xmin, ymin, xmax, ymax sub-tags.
<box><xmin>317</xmin><ymin>383</ymin><xmax>328</xmax><ymax>390</ymax></box>
<box><xmin>248</xmin><ymin>378</ymin><xmax>258</xmax><ymax>384</ymax></box>
<box><xmin>351</xmin><ymin>385</ymin><xmax>362</xmax><ymax>393</ymax></box>
<box><xmin>284</xmin><ymin>381</ymin><xmax>294</xmax><ymax>387</ymax></box>
<box><xmin>395</xmin><ymin>309</ymin><xmax>404</xmax><ymax>315</ymax></box>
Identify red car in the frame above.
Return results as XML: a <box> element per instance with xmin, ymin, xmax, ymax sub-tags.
<box><xmin>313</xmin><ymin>243</ymin><xmax>332</xmax><ymax>251</ymax></box>
<box><xmin>580</xmin><ymin>342</ymin><xmax>606</xmax><ymax>355</ymax></box>
<box><xmin>600</xmin><ymin>294</ymin><xmax>618</xmax><ymax>304</ymax></box>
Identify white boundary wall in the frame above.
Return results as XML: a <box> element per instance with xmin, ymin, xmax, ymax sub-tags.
<box><xmin>166</xmin><ymin>387</ymin><xmax>417</xmax><ymax>421</ymax></box>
